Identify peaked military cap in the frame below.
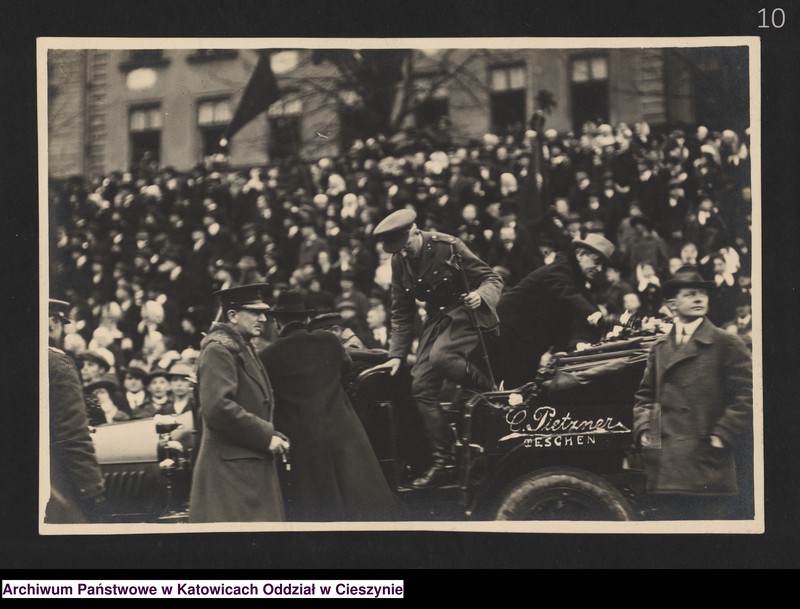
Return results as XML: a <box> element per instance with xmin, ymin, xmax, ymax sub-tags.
<box><xmin>214</xmin><ymin>283</ymin><xmax>271</xmax><ymax>311</ymax></box>
<box><xmin>373</xmin><ymin>208</ymin><xmax>417</xmax><ymax>253</ymax></box>
<box><xmin>49</xmin><ymin>298</ymin><xmax>72</xmax><ymax>322</ymax></box>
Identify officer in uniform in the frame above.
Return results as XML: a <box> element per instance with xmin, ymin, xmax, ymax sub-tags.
<box><xmin>47</xmin><ymin>298</ymin><xmax>106</xmax><ymax>523</ymax></box>
<box><xmin>370</xmin><ymin>209</ymin><xmax>503</xmax><ymax>488</ymax></box>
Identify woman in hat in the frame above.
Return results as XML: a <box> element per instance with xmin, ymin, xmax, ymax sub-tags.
<box><xmin>84</xmin><ymin>376</ymin><xmax>131</xmax><ymax>426</ymax></box>
<box><xmin>121</xmin><ymin>363</ymin><xmax>149</xmax><ymax>415</ymax></box>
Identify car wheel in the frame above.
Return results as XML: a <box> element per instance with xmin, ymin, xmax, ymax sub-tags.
<box><xmin>495</xmin><ymin>466</ymin><xmax>634</xmax><ymax>521</ymax></box>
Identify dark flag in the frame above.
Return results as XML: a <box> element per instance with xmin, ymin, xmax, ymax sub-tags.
<box><xmin>219</xmin><ymin>50</ymin><xmax>281</xmax><ymax>147</ymax></box>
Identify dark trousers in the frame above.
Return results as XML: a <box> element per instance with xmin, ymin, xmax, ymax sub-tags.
<box><xmin>493</xmin><ymin>330</ymin><xmax>543</xmax><ymax>390</ymax></box>
<box><xmin>411</xmin><ymin>312</ymin><xmax>481</xmax><ymax>466</ymax></box>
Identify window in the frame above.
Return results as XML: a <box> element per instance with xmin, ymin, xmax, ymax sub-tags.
<box><xmin>119</xmin><ymin>50</ymin><xmax>170</xmax><ymax>72</ymax></box>
<box><xmin>414</xmin><ymin>78</ymin><xmax>450</xmax><ymax>130</ymax></box>
<box><xmin>491</xmin><ymin>65</ymin><xmax>526</xmax><ymax>92</ymax></box>
<box><xmin>267</xmin><ymin>94</ymin><xmax>303</xmax><ymax>159</ymax></box>
<box><xmin>569</xmin><ymin>54</ymin><xmax>609</xmax><ymax>131</ymax></box>
<box><xmin>131</xmin><ymin>50</ymin><xmax>163</xmax><ymax>63</ymax></box>
<box><xmin>129</xmin><ymin>105</ymin><xmax>162</xmax><ymax>169</ymax></box>
<box><xmin>489</xmin><ymin>65</ymin><xmax>526</xmax><ymax>136</ymax></box>
<box><xmin>198</xmin><ymin>98</ymin><xmax>232</xmax><ymax>156</ymax></box>
<box><xmin>186</xmin><ymin>49</ymin><xmax>239</xmax><ymax>63</ymax></box>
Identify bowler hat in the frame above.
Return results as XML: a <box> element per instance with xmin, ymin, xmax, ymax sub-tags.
<box><xmin>373</xmin><ymin>209</ymin><xmax>417</xmax><ymax>254</ymax></box>
<box><xmin>214</xmin><ymin>283</ymin><xmax>271</xmax><ymax>311</ymax></box>
<box><xmin>121</xmin><ymin>364</ymin><xmax>148</xmax><ymax>379</ymax></box>
<box><xmin>571</xmin><ymin>233</ymin><xmax>615</xmax><ymax>265</ymax></box>
<box><xmin>308</xmin><ymin>312</ymin><xmax>344</xmax><ymax>331</ymax></box>
<box><xmin>662</xmin><ymin>266</ymin><xmax>715</xmax><ymax>299</ymax></box>
<box><xmin>268</xmin><ymin>289</ymin><xmax>316</xmax><ymax>316</ymax></box>
<box><xmin>145</xmin><ymin>368</ymin><xmax>171</xmax><ymax>383</ymax></box>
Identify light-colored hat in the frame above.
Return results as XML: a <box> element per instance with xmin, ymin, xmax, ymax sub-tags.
<box><xmin>571</xmin><ymin>233</ymin><xmax>615</xmax><ymax>265</ymax></box>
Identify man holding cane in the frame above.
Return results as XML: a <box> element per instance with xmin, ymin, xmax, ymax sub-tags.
<box><xmin>370</xmin><ymin>209</ymin><xmax>503</xmax><ymax>488</ymax></box>
<box><xmin>189</xmin><ymin>283</ymin><xmax>289</xmax><ymax>523</ymax></box>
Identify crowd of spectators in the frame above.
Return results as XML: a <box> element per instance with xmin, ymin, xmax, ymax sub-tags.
<box><xmin>50</xmin><ymin>119</ymin><xmax>754</xmax><ymax>408</ymax></box>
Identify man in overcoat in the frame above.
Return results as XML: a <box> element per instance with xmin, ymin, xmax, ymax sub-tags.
<box><xmin>260</xmin><ymin>290</ymin><xmax>399</xmax><ymax>521</ymax></box>
<box><xmin>493</xmin><ymin>233</ymin><xmax>614</xmax><ymax>389</ymax></box>
<box><xmin>189</xmin><ymin>283</ymin><xmax>289</xmax><ymax>523</ymax></box>
<box><xmin>633</xmin><ymin>266</ymin><xmax>753</xmax><ymax>520</ymax></box>
<box><xmin>370</xmin><ymin>209</ymin><xmax>503</xmax><ymax>488</ymax></box>
<box><xmin>47</xmin><ymin>298</ymin><xmax>106</xmax><ymax>524</ymax></box>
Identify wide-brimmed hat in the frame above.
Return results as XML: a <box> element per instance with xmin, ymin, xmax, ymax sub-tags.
<box><xmin>373</xmin><ymin>208</ymin><xmax>417</xmax><ymax>253</ymax></box>
<box><xmin>571</xmin><ymin>233</ymin><xmax>615</xmax><ymax>265</ymax></box>
<box><xmin>77</xmin><ymin>349</ymin><xmax>113</xmax><ymax>371</ymax></box>
<box><xmin>214</xmin><ymin>283</ymin><xmax>271</xmax><ymax>311</ymax></box>
<box><xmin>84</xmin><ymin>374</ymin><xmax>119</xmax><ymax>394</ymax></box>
<box><xmin>662</xmin><ymin>265</ymin><xmax>715</xmax><ymax>299</ymax></box>
<box><xmin>267</xmin><ymin>289</ymin><xmax>316</xmax><ymax>316</ymax></box>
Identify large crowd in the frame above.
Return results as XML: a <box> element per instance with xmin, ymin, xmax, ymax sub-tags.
<box><xmin>50</xmin><ymin>120</ymin><xmax>754</xmax><ymax>391</ymax></box>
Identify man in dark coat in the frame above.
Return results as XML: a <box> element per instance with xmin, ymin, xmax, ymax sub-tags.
<box><xmin>46</xmin><ymin>298</ymin><xmax>106</xmax><ymax>524</ymax></box>
<box><xmin>260</xmin><ymin>291</ymin><xmax>399</xmax><ymax>521</ymax></box>
<box><xmin>370</xmin><ymin>209</ymin><xmax>503</xmax><ymax>488</ymax></box>
<box><xmin>189</xmin><ymin>283</ymin><xmax>289</xmax><ymax>523</ymax></box>
<box><xmin>493</xmin><ymin>233</ymin><xmax>615</xmax><ymax>389</ymax></box>
<box><xmin>633</xmin><ymin>266</ymin><xmax>753</xmax><ymax>520</ymax></box>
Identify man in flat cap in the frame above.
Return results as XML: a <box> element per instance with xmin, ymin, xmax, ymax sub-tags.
<box><xmin>46</xmin><ymin>298</ymin><xmax>106</xmax><ymax>524</ymax></box>
<box><xmin>634</xmin><ymin>266</ymin><xmax>753</xmax><ymax>520</ymax></box>
<box><xmin>493</xmin><ymin>232</ymin><xmax>615</xmax><ymax>389</ymax></box>
<box><xmin>189</xmin><ymin>283</ymin><xmax>290</xmax><ymax>523</ymax></box>
<box><xmin>371</xmin><ymin>208</ymin><xmax>503</xmax><ymax>488</ymax></box>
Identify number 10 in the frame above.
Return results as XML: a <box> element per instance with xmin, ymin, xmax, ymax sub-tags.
<box><xmin>758</xmin><ymin>8</ymin><xmax>785</xmax><ymax>28</ymax></box>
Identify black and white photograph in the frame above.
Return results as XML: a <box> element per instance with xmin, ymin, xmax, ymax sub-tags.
<box><xmin>39</xmin><ymin>37</ymin><xmax>762</xmax><ymax>535</ymax></box>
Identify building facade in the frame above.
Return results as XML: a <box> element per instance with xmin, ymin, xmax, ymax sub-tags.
<box><xmin>47</xmin><ymin>46</ymin><xmax>749</xmax><ymax>179</ymax></box>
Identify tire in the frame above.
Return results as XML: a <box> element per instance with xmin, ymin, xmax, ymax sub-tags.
<box><xmin>495</xmin><ymin>466</ymin><xmax>634</xmax><ymax>521</ymax></box>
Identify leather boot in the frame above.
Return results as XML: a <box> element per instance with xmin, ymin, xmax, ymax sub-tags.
<box><xmin>411</xmin><ymin>462</ymin><xmax>456</xmax><ymax>489</ymax></box>
<box><xmin>465</xmin><ymin>358</ymin><xmax>494</xmax><ymax>392</ymax></box>
<box><xmin>411</xmin><ymin>411</ymin><xmax>456</xmax><ymax>489</ymax></box>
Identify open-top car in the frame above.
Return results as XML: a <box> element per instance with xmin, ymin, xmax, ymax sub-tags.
<box><xmin>88</xmin><ymin>326</ymin><xmax>665</xmax><ymax>523</ymax></box>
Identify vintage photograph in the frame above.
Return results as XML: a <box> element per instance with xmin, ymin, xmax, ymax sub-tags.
<box><xmin>40</xmin><ymin>37</ymin><xmax>761</xmax><ymax>534</ymax></box>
